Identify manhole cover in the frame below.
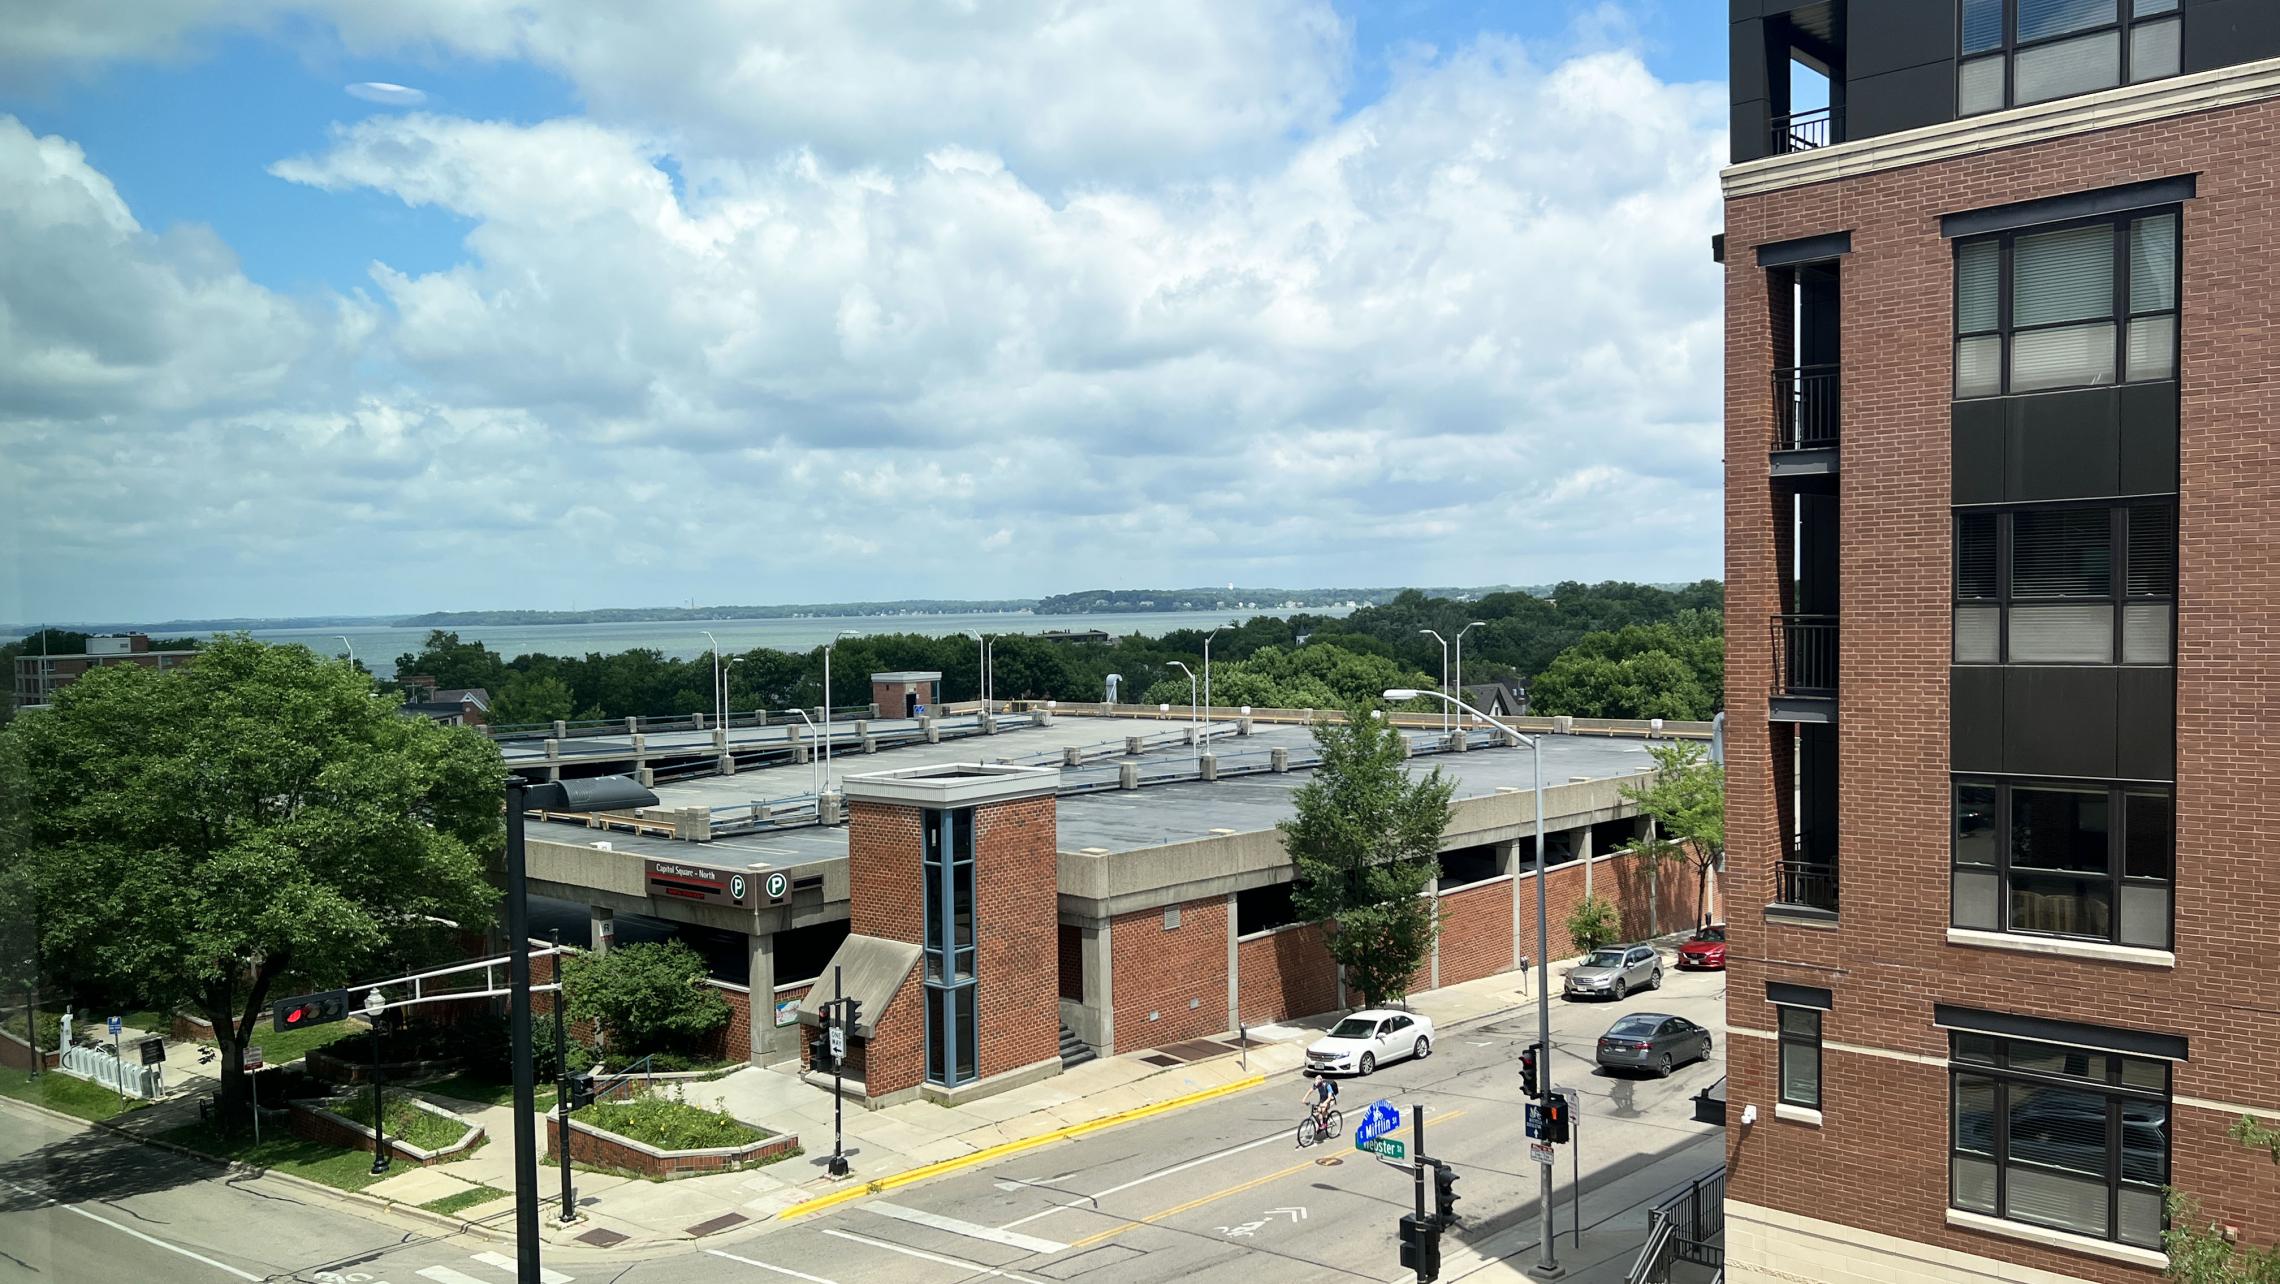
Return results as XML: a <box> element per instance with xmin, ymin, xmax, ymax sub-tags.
<box><xmin>575</xmin><ymin>1227</ymin><xmax>629</xmax><ymax>1247</ymax></box>
<box><xmin>686</xmin><ymin>1212</ymin><xmax>749</xmax><ymax>1237</ymax></box>
<box><xmin>1314</xmin><ymin>1157</ymin><xmax>1343</xmax><ymax>1166</ymax></box>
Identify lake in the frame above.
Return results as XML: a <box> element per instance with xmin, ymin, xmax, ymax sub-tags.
<box><xmin>223</xmin><ymin>607</ymin><xmax>1349</xmax><ymax>678</ymax></box>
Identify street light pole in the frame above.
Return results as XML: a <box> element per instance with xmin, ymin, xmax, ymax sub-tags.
<box><xmin>1455</xmin><ymin>620</ymin><xmax>1486</xmax><ymax>731</ymax></box>
<box><xmin>1169</xmin><ymin>661</ymin><xmax>1199</xmax><ymax>762</ymax></box>
<box><xmin>1419</xmin><ymin>630</ymin><xmax>1450</xmax><ymax>734</ymax></box>
<box><xmin>791</xmin><ymin>708</ymin><xmax>824</xmax><ymax>797</ymax></box>
<box><xmin>702</xmin><ymin>631</ymin><xmax>723</xmax><ymax>734</ymax></box>
<box><xmin>823</xmin><ymin>630</ymin><xmax>861</xmax><ymax>793</ymax></box>
<box><xmin>338</xmin><ymin>636</ymin><xmax>357</xmax><ymax>670</ymax></box>
<box><xmin>1202</xmin><ymin>624</ymin><xmax>1231</xmax><ymax>726</ymax></box>
<box><xmin>362</xmin><ymin>988</ymin><xmax>389</xmax><ymax>1176</ymax></box>
<box><xmin>985</xmin><ymin>636</ymin><xmax>999</xmax><ymax>708</ymax></box>
<box><xmin>1385</xmin><ymin>687</ymin><xmax>1559</xmax><ymax>1277</ymax></box>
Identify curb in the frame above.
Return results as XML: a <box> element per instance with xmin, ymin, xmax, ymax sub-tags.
<box><xmin>776</xmin><ymin>1071</ymin><xmax>1271</xmax><ymax>1219</ymax></box>
<box><xmin>0</xmin><ymin>1091</ymin><xmax>509</xmax><ymax>1243</ymax></box>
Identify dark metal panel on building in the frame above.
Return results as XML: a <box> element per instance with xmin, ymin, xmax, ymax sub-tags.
<box><xmin>1731</xmin><ymin>15</ymin><xmax>1773</xmax><ymax>102</ymax></box>
<box><xmin>1952</xmin><ymin>400</ymin><xmax>2008</xmax><ymax>505</ymax></box>
<box><xmin>2117</xmin><ymin>668</ymin><xmax>2177</xmax><ymax>782</ymax></box>
<box><xmin>1950</xmin><ymin>666</ymin><xmax>2005</xmax><ymax>774</ymax></box>
<box><xmin>1845</xmin><ymin>63</ymin><xmax>1957</xmax><ymax>140</ymax></box>
<box><xmin>2118</xmin><ymin>382</ymin><xmax>2181</xmax><ymax>495</ymax></box>
<box><xmin>2182</xmin><ymin>0</ymin><xmax>2280</xmax><ymax>74</ymax></box>
<box><xmin>2010</xmin><ymin>390</ymin><xmax>2120</xmax><ymax>502</ymax></box>
<box><xmin>1847</xmin><ymin>0</ymin><xmax>1955</xmax><ymax>77</ymax></box>
<box><xmin>2002</xmin><ymin>668</ymin><xmax>2118</xmax><ymax>779</ymax></box>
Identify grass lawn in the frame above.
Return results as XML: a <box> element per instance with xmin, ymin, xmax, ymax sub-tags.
<box><xmin>0</xmin><ymin>1071</ymin><xmax>152</xmax><ymax>1123</ymax></box>
<box><xmin>578</xmin><ymin>1094</ymin><xmax>764</xmax><ymax>1151</ymax></box>
<box><xmin>318</xmin><ymin>1091</ymin><xmax>474</xmax><ymax>1153</ymax></box>
<box><xmin>411</xmin><ymin>1073</ymin><xmax>557</xmax><ymax>1113</ymax></box>
<box><xmin>247</xmin><ymin>1018</ymin><xmax>371</xmax><ymax>1066</ymax></box>
<box><xmin>153</xmin><ymin>1119</ymin><xmax>393</xmax><ymax>1193</ymax></box>
<box><xmin>420</xmin><ymin>1184</ymin><xmax>509</xmax><ymax>1216</ymax></box>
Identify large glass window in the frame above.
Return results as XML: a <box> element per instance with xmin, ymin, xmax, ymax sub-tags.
<box><xmin>1778</xmin><ymin>1008</ymin><xmax>1822</xmax><ymax>1109</ymax></box>
<box><xmin>1953</xmin><ymin>502</ymin><xmax>2175</xmax><ymax>664</ymax></box>
<box><xmin>1959</xmin><ymin>0</ymin><xmax>2182</xmax><ymax>115</ymax></box>
<box><xmin>922</xmin><ymin>807</ymin><xmax>979</xmax><ymax>1086</ymax></box>
<box><xmin>1951</xmin><ymin>780</ymin><xmax>2172</xmax><ymax>948</ymax></box>
<box><xmin>1949</xmin><ymin>1032</ymin><xmax>2170</xmax><ymax>1248</ymax></box>
<box><xmin>1955</xmin><ymin>210</ymin><xmax>2179</xmax><ymax>397</ymax></box>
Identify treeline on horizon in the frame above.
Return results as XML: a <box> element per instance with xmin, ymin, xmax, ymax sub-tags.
<box><xmin>392</xmin><ymin>580</ymin><xmax>1725</xmax><ymax>727</ymax></box>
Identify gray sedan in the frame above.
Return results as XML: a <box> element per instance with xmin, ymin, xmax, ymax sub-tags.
<box><xmin>1596</xmin><ymin>1013</ymin><xmax>1714</xmax><ymax>1077</ymax></box>
<box><xmin>1563</xmin><ymin>943</ymin><xmax>1663</xmax><ymax>1001</ymax></box>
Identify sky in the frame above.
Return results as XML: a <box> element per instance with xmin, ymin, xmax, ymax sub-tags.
<box><xmin>0</xmin><ymin>1</ymin><xmax>1729</xmax><ymax>623</ymax></box>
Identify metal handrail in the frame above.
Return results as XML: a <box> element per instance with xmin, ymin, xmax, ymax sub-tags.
<box><xmin>1772</xmin><ymin>363</ymin><xmax>1840</xmax><ymax>451</ymax></box>
<box><xmin>1770</xmin><ymin>613</ymin><xmax>1838</xmax><ymax>696</ymax></box>
<box><xmin>1770</xmin><ymin>105</ymin><xmax>1840</xmax><ymax>153</ymax></box>
<box><xmin>1776</xmin><ymin>855</ymin><xmax>1839</xmax><ymax>913</ymax></box>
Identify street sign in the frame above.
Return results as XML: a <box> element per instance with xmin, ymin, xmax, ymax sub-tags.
<box><xmin>766</xmin><ymin>871</ymin><xmax>790</xmax><ymax>902</ymax></box>
<box><xmin>1525</xmin><ymin>1102</ymin><xmax>1546</xmax><ymax>1140</ymax></box>
<box><xmin>1530</xmin><ymin>1141</ymin><xmax>1555</xmax><ymax>1166</ymax></box>
<box><xmin>106</xmin><ymin>1015</ymin><xmax>122</xmax><ymax>1037</ymax></box>
<box><xmin>1353</xmin><ymin>1098</ymin><xmax>1401</xmax><ymax>1147</ymax></box>
<box><xmin>245</xmin><ymin>1045</ymin><xmax>265</xmax><ymax>1070</ymax></box>
<box><xmin>1368</xmin><ymin>1138</ymin><xmax>1407</xmax><ymax>1160</ymax></box>
<box><xmin>647</xmin><ymin>859</ymin><xmax>751</xmax><ymax>905</ymax></box>
<box><xmin>729</xmin><ymin>874</ymin><xmax>746</xmax><ymax>901</ymax></box>
<box><xmin>139</xmin><ymin>1038</ymin><xmax>165</xmax><ymax>1066</ymax></box>
<box><xmin>828</xmin><ymin>1026</ymin><xmax>847</xmax><ymax>1061</ymax></box>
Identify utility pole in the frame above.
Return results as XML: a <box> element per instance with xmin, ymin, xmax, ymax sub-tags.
<box><xmin>551</xmin><ymin>930</ymin><xmax>575</xmax><ymax>1224</ymax></box>
<box><xmin>826</xmin><ymin>964</ymin><xmax>851</xmax><ymax>1178</ymax></box>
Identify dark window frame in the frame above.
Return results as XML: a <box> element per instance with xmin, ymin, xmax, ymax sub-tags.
<box><xmin>1947</xmin><ymin>1031</ymin><xmax>2171</xmax><ymax>1248</ymax></box>
<box><xmin>1950</xmin><ymin>778</ymin><xmax>2174</xmax><ymax>949</ymax></box>
<box><xmin>1957</xmin><ymin>0</ymin><xmax>2183</xmax><ymax>115</ymax></box>
<box><xmin>1952</xmin><ymin>500</ymin><xmax>2176</xmax><ymax>665</ymax></box>
<box><xmin>921</xmin><ymin>807</ymin><xmax>980</xmax><ymax>1088</ymax></box>
<box><xmin>1953</xmin><ymin>206</ymin><xmax>2180</xmax><ymax>399</ymax></box>
<box><xmin>1777</xmin><ymin>1007</ymin><xmax>1823</xmax><ymax>1109</ymax></box>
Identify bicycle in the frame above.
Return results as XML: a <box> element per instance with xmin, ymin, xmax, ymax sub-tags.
<box><xmin>1296</xmin><ymin>1104</ymin><xmax>1343</xmax><ymax>1148</ymax></box>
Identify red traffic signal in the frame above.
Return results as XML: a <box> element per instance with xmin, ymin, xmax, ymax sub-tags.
<box><xmin>1519</xmin><ymin>1043</ymin><xmax>1541</xmax><ymax>1099</ymax></box>
<box><xmin>271</xmin><ymin>989</ymin><xmax>350</xmax><ymax>1033</ymax></box>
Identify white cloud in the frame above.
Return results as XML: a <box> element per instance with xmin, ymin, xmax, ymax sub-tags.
<box><xmin>345</xmin><ymin>81</ymin><xmax>426</xmax><ymax>106</ymax></box>
<box><xmin>2</xmin><ymin>19</ymin><xmax>1727</xmax><ymax>621</ymax></box>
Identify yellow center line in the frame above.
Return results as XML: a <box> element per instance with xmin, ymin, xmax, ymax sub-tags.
<box><xmin>1064</xmin><ymin>1107</ymin><xmax>1467</xmax><ymax>1249</ymax></box>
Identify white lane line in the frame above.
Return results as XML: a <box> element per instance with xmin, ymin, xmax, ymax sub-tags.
<box><xmin>998</xmin><ymin>1130</ymin><xmax>1287</xmax><ymax>1229</ymax></box>
<box><xmin>2</xmin><ymin>1178</ymin><xmax>260</xmax><ymax>1281</ymax></box>
<box><xmin>472</xmin><ymin>1249</ymin><xmax>573</xmax><ymax>1282</ymax></box>
<box><xmin>821</xmin><ymin>1229</ymin><xmax>1047</xmax><ymax>1282</ymax></box>
<box><xmin>418</xmin><ymin>1269</ymin><xmax>491</xmax><ymax>1284</ymax></box>
<box><xmin>705</xmin><ymin>1247</ymin><xmax>841</xmax><ymax>1283</ymax></box>
<box><xmin>869</xmin><ymin>1201</ymin><xmax>1067</xmax><ymax>1253</ymax></box>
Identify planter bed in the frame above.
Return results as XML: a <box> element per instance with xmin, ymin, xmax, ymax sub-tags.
<box><xmin>288</xmin><ymin>1093</ymin><xmax>484</xmax><ymax>1167</ymax></box>
<box><xmin>545</xmin><ymin>1100</ymin><xmax>797</xmax><ymax>1179</ymax></box>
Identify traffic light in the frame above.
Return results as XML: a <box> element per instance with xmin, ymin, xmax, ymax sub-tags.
<box><xmin>567</xmin><ymin>1071</ymin><xmax>598</xmax><ymax>1111</ymax></box>
<box><xmin>1519</xmin><ymin>1042</ymin><xmax>1541</xmax><ymax>1099</ymax></box>
<box><xmin>1399</xmin><ymin>1211</ymin><xmax>1441</xmax><ymax>1281</ymax></box>
<box><xmin>1543</xmin><ymin>1094</ymin><xmax>1571</xmax><ymax>1144</ymax></box>
<box><xmin>839</xmin><ymin>995</ymin><xmax>861</xmax><ymax>1033</ymax></box>
<box><xmin>1431</xmin><ymin>1161</ymin><xmax>1462</xmax><ymax>1230</ymax></box>
<box><xmin>271</xmin><ymin>990</ymin><xmax>349</xmax><ymax>1034</ymax></box>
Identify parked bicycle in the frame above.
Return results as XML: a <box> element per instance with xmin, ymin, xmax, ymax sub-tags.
<box><xmin>1296</xmin><ymin>1105</ymin><xmax>1343</xmax><ymax>1147</ymax></box>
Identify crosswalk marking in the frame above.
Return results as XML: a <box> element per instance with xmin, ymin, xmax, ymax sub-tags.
<box><xmin>469</xmin><ymin>1251</ymin><xmax>571</xmax><ymax>1283</ymax></box>
<box><xmin>418</xmin><ymin>1269</ymin><xmax>491</xmax><ymax>1284</ymax></box>
<box><xmin>869</xmin><ymin>1201</ymin><xmax>1068</xmax><ymax>1254</ymax></box>
<box><xmin>704</xmin><ymin>1248</ymin><xmax>841</xmax><ymax>1283</ymax></box>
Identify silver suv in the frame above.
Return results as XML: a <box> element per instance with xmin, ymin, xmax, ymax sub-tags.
<box><xmin>1564</xmin><ymin>943</ymin><xmax>1663</xmax><ymax>1001</ymax></box>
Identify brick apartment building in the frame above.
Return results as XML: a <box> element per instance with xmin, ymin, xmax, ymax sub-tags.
<box><xmin>1723</xmin><ymin>3</ymin><xmax>2280</xmax><ymax>1281</ymax></box>
<box><xmin>12</xmin><ymin>633</ymin><xmax>197</xmax><ymax>711</ymax></box>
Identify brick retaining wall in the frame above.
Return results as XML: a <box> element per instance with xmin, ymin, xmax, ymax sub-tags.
<box><xmin>545</xmin><ymin>1112</ymin><xmax>798</xmax><ymax>1178</ymax></box>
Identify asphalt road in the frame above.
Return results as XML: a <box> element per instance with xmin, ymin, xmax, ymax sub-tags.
<box><xmin>0</xmin><ymin>964</ymin><xmax>1727</xmax><ymax>1284</ymax></box>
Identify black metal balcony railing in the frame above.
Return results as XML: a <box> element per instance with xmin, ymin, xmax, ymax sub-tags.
<box><xmin>1772</xmin><ymin>363</ymin><xmax>1840</xmax><ymax>451</ymax></box>
<box><xmin>1777</xmin><ymin>857</ymin><xmax>1840</xmax><ymax>914</ymax></box>
<box><xmin>1770</xmin><ymin>613</ymin><xmax>1838</xmax><ymax>696</ymax></box>
<box><xmin>1771</xmin><ymin>106</ymin><xmax>1841</xmax><ymax>154</ymax></box>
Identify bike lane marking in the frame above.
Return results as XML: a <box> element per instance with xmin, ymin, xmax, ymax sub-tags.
<box><xmin>998</xmin><ymin>1130</ymin><xmax>1287</xmax><ymax>1229</ymax></box>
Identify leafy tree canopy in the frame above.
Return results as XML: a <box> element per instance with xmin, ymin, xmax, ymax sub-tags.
<box><xmin>1528</xmin><ymin>611</ymin><xmax>1724</xmax><ymax>720</ymax></box>
<box><xmin>563</xmin><ymin>940</ymin><xmax>732</xmax><ymax>1056</ymax></box>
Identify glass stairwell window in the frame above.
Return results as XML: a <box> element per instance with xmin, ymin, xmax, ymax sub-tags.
<box><xmin>1960</xmin><ymin>0</ymin><xmax>2182</xmax><ymax>115</ymax></box>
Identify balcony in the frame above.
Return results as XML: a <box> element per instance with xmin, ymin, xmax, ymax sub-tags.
<box><xmin>1770</xmin><ymin>106</ymin><xmax>1841</xmax><ymax>155</ymax></box>
<box><xmin>1771</xmin><ymin>363</ymin><xmax>1839</xmax><ymax>476</ymax></box>
<box><xmin>1774</xmin><ymin>856</ymin><xmax>1840</xmax><ymax>919</ymax></box>
<box><xmin>1768</xmin><ymin>613</ymin><xmax>1837</xmax><ymax>723</ymax></box>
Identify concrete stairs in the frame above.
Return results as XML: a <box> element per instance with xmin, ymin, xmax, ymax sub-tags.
<box><xmin>1057</xmin><ymin>1020</ymin><xmax>1096</xmax><ymax>1070</ymax></box>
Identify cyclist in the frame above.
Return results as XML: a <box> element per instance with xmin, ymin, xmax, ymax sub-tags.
<box><xmin>1305</xmin><ymin>1074</ymin><xmax>1340</xmax><ymax>1134</ymax></box>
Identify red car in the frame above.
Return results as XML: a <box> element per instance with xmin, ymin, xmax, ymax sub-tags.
<box><xmin>1676</xmin><ymin>926</ymin><xmax>1728</xmax><ymax>970</ymax></box>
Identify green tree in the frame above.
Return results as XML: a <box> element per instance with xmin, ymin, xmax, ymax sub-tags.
<box><xmin>1565</xmin><ymin>894</ymin><xmax>1622</xmax><ymax>955</ymax></box>
<box><xmin>391</xmin><ymin>629</ymin><xmax>509</xmax><ymax>693</ymax></box>
<box><xmin>1529</xmin><ymin>613</ymin><xmax>1724</xmax><ymax>720</ymax></box>
<box><xmin>1619</xmin><ymin>742</ymin><xmax>1726</xmax><ymax>932</ymax></box>
<box><xmin>489</xmin><ymin>672</ymin><xmax>576</xmax><ymax>727</ymax></box>
<box><xmin>562</xmin><ymin>940</ymin><xmax>731</xmax><ymax>1056</ymax></box>
<box><xmin>1</xmin><ymin>638</ymin><xmax>502</xmax><ymax>1122</ymax></box>
<box><xmin>1279</xmin><ymin>705</ymin><xmax>1455</xmax><ymax>1008</ymax></box>
<box><xmin>2166</xmin><ymin>1116</ymin><xmax>2280</xmax><ymax>1282</ymax></box>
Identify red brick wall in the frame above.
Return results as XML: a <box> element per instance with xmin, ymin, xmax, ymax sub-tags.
<box><xmin>973</xmin><ymin>795</ymin><xmax>1060</xmax><ymax>1080</ymax></box>
<box><xmin>1724</xmin><ymin>93</ymin><xmax>2280</xmax><ymax>1277</ymax></box>
<box><xmin>547</xmin><ymin>1112</ymin><xmax>798</xmax><ymax>1177</ymax></box>
<box><xmin>289</xmin><ymin>1100</ymin><xmax>475</xmax><ymax>1167</ymax></box>
<box><xmin>1237</xmin><ymin>922</ymin><xmax>1339</xmax><ymax>1026</ymax></box>
<box><xmin>700</xmin><ymin>982</ymin><xmax>751</xmax><ymax>1064</ymax></box>
<box><xmin>1435</xmin><ymin>878</ymin><xmax>1514</xmax><ymax>987</ymax></box>
<box><xmin>847</xmin><ymin>800</ymin><xmax>924</xmax><ymax>943</ymax></box>
<box><xmin>858</xmin><ymin>963</ymin><xmax>927</xmax><ymax>1098</ymax></box>
<box><xmin>1112</xmin><ymin>897</ymin><xmax>1228</xmax><ymax>1054</ymax></box>
<box><xmin>0</xmin><ymin>1028</ymin><xmax>58</xmax><ymax>1074</ymax></box>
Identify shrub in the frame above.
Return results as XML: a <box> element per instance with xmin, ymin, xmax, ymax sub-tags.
<box><xmin>1566</xmin><ymin>895</ymin><xmax>1623</xmax><ymax>956</ymax></box>
<box><xmin>563</xmin><ymin>942</ymin><xmax>730</xmax><ymax>1056</ymax></box>
<box><xmin>579</xmin><ymin>1087</ymin><xmax>761</xmax><ymax>1151</ymax></box>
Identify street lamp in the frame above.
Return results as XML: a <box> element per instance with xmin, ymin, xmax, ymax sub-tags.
<box><xmin>790</xmin><ymin>708</ymin><xmax>824</xmax><ymax>797</ymax></box>
<box><xmin>1454</xmin><ymin>621</ymin><xmax>1487</xmax><ymax>730</ymax></box>
<box><xmin>701</xmin><ymin>631</ymin><xmax>725</xmax><ymax>733</ymax></box>
<box><xmin>985</xmin><ymin>636</ymin><xmax>1000</xmax><ymax>708</ymax></box>
<box><xmin>1201</xmin><ymin>623</ymin><xmax>1233</xmax><ymax>727</ymax></box>
<box><xmin>1169</xmin><ymin>661</ymin><xmax>1199</xmax><ymax>761</ymax></box>
<box><xmin>1385</xmin><ymin>686</ymin><xmax>1560</xmax><ymax>1278</ymax></box>
<box><xmin>362</xmin><ymin>988</ymin><xmax>390</xmax><ymax>1176</ymax></box>
<box><xmin>1419</xmin><ymin>630</ymin><xmax>1450</xmax><ymax>733</ymax></box>
<box><xmin>822</xmin><ymin>630</ymin><xmax>861</xmax><ymax>793</ymax></box>
<box><xmin>968</xmin><ymin>632</ymin><xmax>987</xmax><ymax>708</ymax></box>
<box><xmin>338</xmin><ymin>636</ymin><xmax>357</xmax><ymax>670</ymax></box>
<box><xmin>505</xmin><ymin>773</ymin><xmax>658</xmax><ymax>1283</ymax></box>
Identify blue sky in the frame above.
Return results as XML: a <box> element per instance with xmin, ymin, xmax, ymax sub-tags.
<box><xmin>0</xmin><ymin>1</ymin><xmax>1730</xmax><ymax>622</ymax></box>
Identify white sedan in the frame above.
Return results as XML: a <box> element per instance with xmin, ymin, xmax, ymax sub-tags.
<box><xmin>1304</xmin><ymin>1008</ymin><xmax>1435</xmax><ymax>1077</ymax></box>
